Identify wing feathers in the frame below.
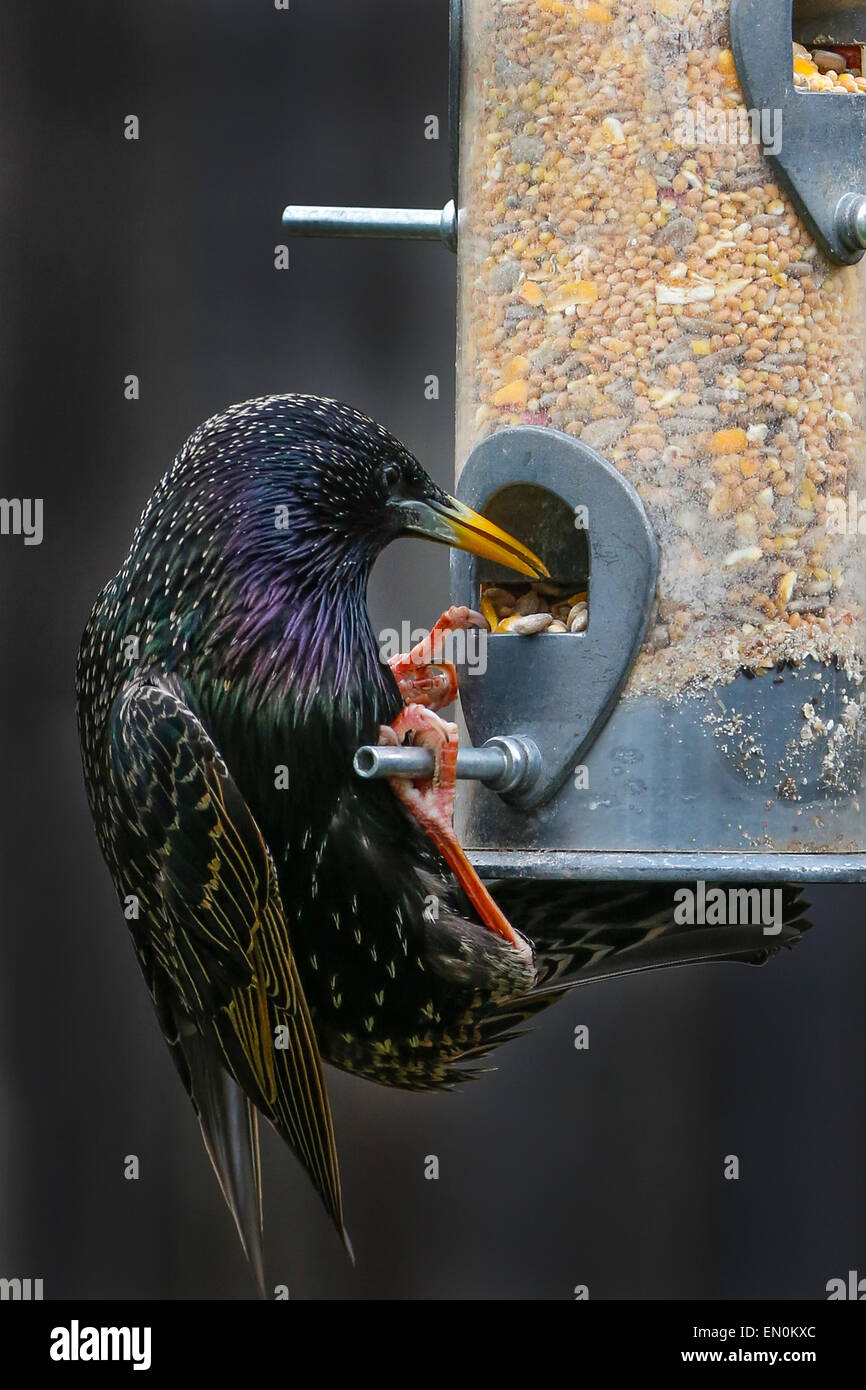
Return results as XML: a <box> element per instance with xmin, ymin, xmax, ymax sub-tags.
<box><xmin>109</xmin><ymin>676</ymin><xmax>345</xmax><ymax>1258</ymax></box>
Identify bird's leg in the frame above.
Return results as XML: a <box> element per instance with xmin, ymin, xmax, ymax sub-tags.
<box><xmin>384</xmin><ymin>611</ymin><xmax>525</xmax><ymax>949</ymax></box>
<box><xmin>379</xmin><ymin>704</ymin><xmax>523</xmax><ymax>950</ymax></box>
<box><xmin>387</xmin><ymin>605</ymin><xmax>487</xmax><ymax>711</ymax></box>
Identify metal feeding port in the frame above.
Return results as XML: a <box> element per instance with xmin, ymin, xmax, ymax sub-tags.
<box><xmin>286</xmin><ymin>0</ymin><xmax>866</xmax><ymax>883</ymax></box>
<box><xmin>451</xmin><ymin>427</ymin><xmax>658</xmax><ymax>810</ymax></box>
<box><xmin>730</xmin><ymin>0</ymin><xmax>866</xmax><ymax>263</ymax></box>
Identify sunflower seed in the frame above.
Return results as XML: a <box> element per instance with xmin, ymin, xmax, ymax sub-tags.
<box><xmin>498</xmin><ymin>612</ymin><xmax>554</xmax><ymax>635</ymax></box>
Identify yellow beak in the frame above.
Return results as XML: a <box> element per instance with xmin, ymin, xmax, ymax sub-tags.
<box><xmin>395</xmin><ymin>494</ymin><xmax>549</xmax><ymax>580</ymax></box>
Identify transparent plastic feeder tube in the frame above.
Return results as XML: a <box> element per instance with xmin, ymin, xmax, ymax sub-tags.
<box><xmin>454</xmin><ymin>0</ymin><xmax>866</xmax><ymax>853</ymax></box>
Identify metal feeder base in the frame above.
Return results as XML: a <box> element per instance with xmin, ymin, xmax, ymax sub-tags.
<box><xmin>467</xmin><ymin>851</ymin><xmax>866</xmax><ymax>884</ymax></box>
<box><xmin>458</xmin><ymin>658</ymin><xmax>866</xmax><ymax>885</ymax></box>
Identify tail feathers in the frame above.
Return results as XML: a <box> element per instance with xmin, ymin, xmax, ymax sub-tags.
<box><xmin>178</xmin><ymin>1023</ymin><xmax>267</xmax><ymax>1298</ymax></box>
<box><xmin>495</xmin><ymin>881</ymin><xmax>810</xmax><ymax>990</ymax></box>
<box><xmin>447</xmin><ymin>882</ymin><xmax>812</xmax><ymax>1075</ymax></box>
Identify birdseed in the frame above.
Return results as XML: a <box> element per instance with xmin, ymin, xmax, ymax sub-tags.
<box><xmin>480</xmin><ymin>579</ymin><xmax>589</xmax><ymax>632</ymax></box>
<box><xmin>456</xmin><ymin>0</ymin><xmax>866</xmax><ymax>698</ymax></box>
<box><xmin>793</xmin><ymin>41</ymin><xmax>866</xmax><ymax>94</ymax></box>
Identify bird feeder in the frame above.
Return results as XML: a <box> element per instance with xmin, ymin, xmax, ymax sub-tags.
<box><xmin>283</xmin><ymin>0</ymin><xmax>866</xmax><ymax>882</ymax></box>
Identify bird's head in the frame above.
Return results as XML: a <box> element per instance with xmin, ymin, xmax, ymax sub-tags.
<box><xmin>162</xmin><ymin>395</ymin><xmax>548</xmax><ymax>589</ymax></box>
<box><xmin>133</xmin><ymin>397</ymin><xmax>549</xmax><ymax>694</ymax></box>
<box><xmin>248</xmin><ymin>395</ymin><xmax>547</xmax><ymax>582</ymax></box>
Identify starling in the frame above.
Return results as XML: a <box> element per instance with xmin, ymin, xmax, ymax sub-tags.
<box><xmin>76</xmin><ymin>393</ymin><xmax>552</xmax><ymax>1286</ymax></box>
<box><xmin>76</xmin><ymin>393</ymin><xmax>809</xmax><ymax>1290</ymax></box>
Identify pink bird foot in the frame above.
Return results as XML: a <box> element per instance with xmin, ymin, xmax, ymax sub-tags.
<box><xmin>387</xmin><ymin>605</ymin><xmax>487</xmax><ymax>711</ymax></box>
<box><xmin>379</xmin><ymin>702</ymin><xmax>524</xmax><ymax>951</ymax></box>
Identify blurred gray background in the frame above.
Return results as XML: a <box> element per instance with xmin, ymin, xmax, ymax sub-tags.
<box><xmin>0</xmin><ymin>0</ymin><xmax>864</xmax><ymax>1299</ymax></box>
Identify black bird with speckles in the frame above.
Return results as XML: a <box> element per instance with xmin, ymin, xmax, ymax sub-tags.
<box><xmin>77</xmin><ymin>394</ymin><xmax>810</xmax><ymax>1288</ymax></box>
<box><xmin>76</xmin><ymin>394</ymin><xmax>557</xmax><ymax>1281</ymax></box>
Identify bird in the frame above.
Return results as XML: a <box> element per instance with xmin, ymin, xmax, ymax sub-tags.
<box><xmin>76</xmin><ymin>393</ymin><xmax>810</xmax><ymax>1292</ymax></box>
<box><xmin>75</xmin><ymin>393</ymin><xmax>555</xmax><ymax>1284</ymax></box>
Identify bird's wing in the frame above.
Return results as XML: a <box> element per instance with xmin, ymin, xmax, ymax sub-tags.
<box><xmin>108</xmin><ymin>675</ymin><xmax>344</xmax><ymax>1266</ymax></box>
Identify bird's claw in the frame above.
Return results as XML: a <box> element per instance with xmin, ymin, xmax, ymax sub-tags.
<box><xmin>378</xmin><ymin>705</ymin><xmax>458</xmax><ymax>836</ymax></box>
<box><xmin>388</xmin><ymin>606</ymin><xmax>488</xmax><ymax>711</ymax></box>
<box><xmin>378</xmin><ymin>704</ymin><xmax>525</xmax><ymax>951</ymax></box>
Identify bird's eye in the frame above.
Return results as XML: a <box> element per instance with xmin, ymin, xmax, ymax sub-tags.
<box><xmin>383</xmin><ymin>462</ymin><xmax>403</xmax><ymax>495</ymax></box>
